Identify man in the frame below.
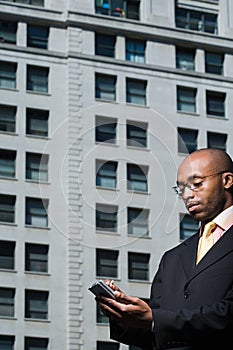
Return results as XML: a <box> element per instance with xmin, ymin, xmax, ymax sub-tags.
<box><xmin>98</xmin><ymin>148</ymin><xmax>233</xmax><ymax>349</ymax></box>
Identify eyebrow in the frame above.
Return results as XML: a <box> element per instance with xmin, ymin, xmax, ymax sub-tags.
<box><xmin>176</xmin><ymin>174</ymin><xmax>204</xmax><ymax>186</ymax></box>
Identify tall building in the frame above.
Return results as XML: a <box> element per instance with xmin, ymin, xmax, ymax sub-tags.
<box><xmin>0</xmin><ymin>0</ymin><xmax>232</xmax><ymax>349</ymax></box>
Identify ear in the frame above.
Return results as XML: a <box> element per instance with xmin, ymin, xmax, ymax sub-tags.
<box><xmin>223</xmin><ymin>172</ymin><xmax>233</xmax><ymax>190</ymax></box>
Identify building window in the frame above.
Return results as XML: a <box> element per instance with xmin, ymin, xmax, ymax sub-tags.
<box><xmin>26</xmin><ymin>152</ymin><xmax>49</xmax><ymax>182</ymax></box>
<box><xmin>177</xmin><ymin>86</ymin><xmax>197</xmax><ymax>113</ymax></box>
<box><xmin>96</xmin><ymin>204</ymin><xmax>118</xmax><ymax>233</ymax></box>
<box><xmin>25</xmin><ymin>337</ymin><xmax>48</xmax><ymax>350</ymax></box>
<box><xmin>128</xmin><ymin>252</ymin><xmax>150</xmax><ymax>281</ymax></box>
<box><xmin>27</xmin><ymin>65</ymin><xmax>49</xmax><ymax>93</ymax></box>
<box><xmin>0</xmin><ymin>20</ymin><xmax>17</xmax><ymax>44</ymax></box>
<box><xmin>0</xmin><ymin>62</ymin><xmax>16</xmax><ymax>89</ymax></box>
<box><xmin>0</xmin><ymin>149</ymin><xmax>16</xmax><ymax>178</ymax></box>
<box><xmin>178</xmin><ymin>127</ymin><xmax>198</xmax><ymax>154</ymax></box>
<box><xmin>25</xmin><ymin>290</ymin><xmax>48</xmax><ymax>320</ymax></box>
<box><xmin>128</xmin><ymin>207</ymin><xmax>149</xmax><ymax>237</ymax></box>
<box><xmin>126</xmin><ymin>39</ymin><xmax>145</xmax><ymax>63</ymax></box>
<box><xmin>96</xmin><ymin>160</ymin><xmax>117</xmax><ymax>188</ymax></box>
<box><xmin>26</xmin><ymin>108</ymin><xmax>49</xmax><ymax>137</ymax></box>
<box><xmin>127</xmin><ymin>121</ymin><xmax>147</xmax><ymax>148</ymax></box>
<box><xmin>97</xmin><ymin>303</ymin><xmax>109</xmax><ymax>324</ymax></box>
<box><xmin>25</xmin><ymin>243</ymin><xmax>49</xmax><ymax>273</ymax></box>
<box><xmin>175</xmin><ymin>8</ymin><xmax>218</xmax><ymax>34</ymax></box>
<box><xmin>180</xmin><ymin>214</ymin><xmax>199</xmax><ymax>240</ymax></box>
<box><xmin>27</xmin><ymin>25</ymin><xmax>49</xmax><ymax>49</ymax></box>
<box><xmin>95</xmin><ymin>73</ymin><xmax>116</xmax><ymax>101</ymax></box>
<box><xmin>96</xmin><ymin>249</ymin><xmax>118</xmax><ymax>278</ymax></box>
<box><xmin>205</xmin><ymin>52</ymin><xmax>224</xmax><ymax>75</ymax></box>
<box><xmin>0</xmin><ymin>241</ymin><xmax>15</xmax><ymax>270</ymax></box>
<box><xmin>0</xmin><ymin>335</ymin><xmax>15</xmax><ymax>350</ymax></box>
<box><xmin>126</xmin><ymin>78</ymin><xmax>147</xmax><ymax>106</ymax></box>
<box><xmin>206</xmin><ymin>91</ymin><xmax>225</xmax><ymax>117</ymax></box>
<box><xmin>95</xmin><ymin>0</ymin><xmax>140</xmax><ymax>20</ymax></box>
<box><xmin>25</xmin><ymin>197</ymin><xmax>49</xmax><ymax>228</ymax></box>
<box><xmin>207</xmin><ymin>132</ymin><xmax>227</xmax><ymax>151</ymax></box>
<box><xmin>0</xmin><ymin>104</ymin><xmax>16</xmax><ymax>133</ymax></box>
<box><xmin>2</xmin><ymin>0</ymin><xmax>44</xmax><ymax>5</ymax></box>
<box><xmin>95</xmin><ymin>116</ymin><xmax>117</xmax><ymax>144</ymax></box>
<box><xmin>0</xmin><ymin>194</ymin><xmax>16</xmax><ymax>224</ymax></box>
<box><xmin>176</xmin><ymin>47</ymin><xmax>195</xmax><ymax>71</ymax></box>
<box><xmin>95</xmin><ymin>33</ymin><xmax>116</xmax><ymax>57</ymax></box>
<box><xmin>127</xmin><ymin>164</ymin><xmax>148</xmax><ymax>192</ymax></box>
<box><xmin>0</xmin><ymin>288</ymin><xmax>15</xmax><ymax>317</ymax></box>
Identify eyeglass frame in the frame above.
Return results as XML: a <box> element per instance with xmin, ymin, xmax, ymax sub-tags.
<box><xmin>172</xmin><ymin>170</ymin><xmax>229</xmax><ymax>197</ymax></box>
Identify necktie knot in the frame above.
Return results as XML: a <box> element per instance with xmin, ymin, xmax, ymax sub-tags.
<box><xmin>203</xmin><ymin>221</ymin><xmax>217</xmax><ymax>238</ymax></box>
<box><xmin>196</xmin><ymin>221</ymin><xmax>217</xmax><ymax>264</ymax></box>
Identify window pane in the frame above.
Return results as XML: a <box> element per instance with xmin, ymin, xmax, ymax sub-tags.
<box><xmin>128</xmin><ymin>252</ymin><xmax>149</xmax><ymax>280</ymax></box>
<box><xmin>26</xmin><ymin>108</ymin><xmax>49</xmax><ymax>137</ymax></box>
<box><xmin>126</xmin><ymin>39</ymin><xmax>145</xmax><ymax>63</ymax></box>
<box><xmin>0</xmin><ymin>241</ymin><xmax>15</xmax><ymax>270</ymax></box>
<box><xmin>0</xmin><ymin>20</ymin><xmax>17</xmax><ymax>44</ymax></box>
<box><xmin>176</xmin><ymin>47</ymin><xmax>195</xmax><ymax>71</ymax></box>
<box><xmin>0</xmin><ymin>288</ymin><xmax>15</xmax><ymax>317</ymax></box>
<box><xmin>95</xmin><ymin>116</ymin><xmax>117</xmax><ymax>143</ymax></box>
<box><xmin>180</xmin><ymin>214</ymin><xmax>199</xmax><ymax>240</ymax></box>
<box><xmin>96</xmin><ymin>249</ymin><xmax>118</xmax><ymax>278</ymax></box>
<box><xmin>27</xmin><ymin>25</ymin><xmax>49</xmax><ymax>49</ymax></box>
<box><xmin>205</xmin><ymin>52</ymin><xmax>224</xmax><ymax>75</ymax></box>
<box><xmin>126</xmin><ymin>78</ymin><xmax>146</xmax><ymax>106</ymax></box>
<box><xmin>25</xmin><ymin>243</ymin><xmax>49</xmax><ymax>273</ymax></box>
<box><xmin>25</xmin><ymin>290</ymin><xmax>48</xmax><ymax>319</ymax></box>
<box><xmin>177</xmin><ymin>87</ymin><xmax>196</xmax><ymax>113</ymax></box>
<box><xmin>0</xmin><ymin>62</ymin><xmax>16</xmax><ymax>89</ymax></box>
<box><xmin>207</xmin><ymin>132</ymin><xmax>227</xmax><ymax>151</ymax></box>
<box><xmin>206</xmin><ymin>91</ymin><xmax>225</xmax><ymax>117</ymax></box>
<box><xmin>25</xmin><ymin>337</ymin><xmax>48</xmax><ymax>350</ymax></box>
<box><xmin>27</xmin><ymin>65</ymin><xmax>49</xmax><ymax>93</ymax></box>
<box><xmin>96</xmin><ymin>161</ymin><xmax>117</xmax><ymax>188</ymax></box>
<box><xmin>0</xmin><ymin>150</ymin><xmax>16</xmax><ymax>178</ymax></box>
<box><xmin>0</xmin><ymin>105</ymin><xmax>16</xmax><ymax>133</ymax></box>
<box><xmin>95</xmin><ymin>74</ymin><xmax>116</xmax><ymax>101</ymax></box>
<box><xmin>0</xmin><ymin>335</ymin><xmax>14</xmax><ymax>350</ymax></box>
<box><xmin>127</xmin><ymin>122</ymin><xmax>147</xmax><ymax>148</ymax></box>
<box><xmin>26</xmin><ymin>152</ymin><xmax>48</xmax><ymax>182</ymax></box>
<box><xmin>0</xmin><ymin>195</ymin><xmax>16</xmax><ymax>223</ymax></box>
<box><xmin>96</xmin><ymin>204</ymin><xmax>118</xmax><ymax>232</ymax></box>
<box><xmin>95</xmin><ymin>33</ymin><xmax>115</xmax><ymax>57</ymax></box>
<box><xmin>127</xmin><ymin>164</ymin><xmax>148</xmax><ymax>192</ymax></box>
<box><xmin>26</xmin><ymin>197</ymin><xmax>48</xmax><ymax>227</ymax></box>
<box><xmin>128</xmin><ymin>207</ymin><xmax>149</xmax><ymax>236</ymax></box>
<box><xmin>178</xmin><ymin>128</ymin><xmax>198</xmax><ymax>154</ymax></box>
<box><xmin>176</xmin><ymin>8</ymin><xmax>218</xmax><ymax>34</ymax></box>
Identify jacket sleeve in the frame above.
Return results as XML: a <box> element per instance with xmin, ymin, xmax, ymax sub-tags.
<box><xmin>110</xmin><ymin>320</ymin><xmax>155</xmax><ymax>350</ymax></box>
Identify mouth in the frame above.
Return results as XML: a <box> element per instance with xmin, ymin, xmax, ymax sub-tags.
<box><xmin>186</xmin><ymin>202</ymin><xmax>200</xmax><ymax>213</ymax></box>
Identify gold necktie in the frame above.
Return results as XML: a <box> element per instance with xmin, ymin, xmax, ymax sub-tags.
<box><xmin>196</xmin><ymin>221</ymin><xmax>217</xmax><ymax>264</ymax></box>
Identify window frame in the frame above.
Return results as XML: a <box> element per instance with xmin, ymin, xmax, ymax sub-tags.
<box><xmin>26</xmin><ymin>108</ymin><xmax>49</xmax><ymax>137</ymax></box>
<box><xmin>126</xmin><ymin>38</ymin><xmax>145</xmax><ymax>63</ymax></box>
<box><xmin>95</xmin><ymin>33</ymin><xmax>116</xmax><ymax>57</ymax></box>
<box><xmin>95</xmin><ymin>73</ymin><xmax>117</xmax><ymax>101</ymax></box>
<box><xmin>126</xmin><ymin>78</ymin><xmax>147</xmax><ymax>106</ymax></box>
<box><xmin>26</xmin><ymin>152</ymin><xmax>49</xmax><ymax>182</ymax></box>
<box><xmin>0</xmin><ymin>149</ymin><xmax>16</xmax><ymax>178</ymax></box>
<box><xmin>25</xmin><ymin>289</ymin><xmax>49</xmax><ymax>320</ymax></box>
<box><xmin>0</xmin><ymin>61</ymin><xmax>17</xmax><ymax>90</ymax></box>
<box><xmin>0</xmin><ymin>194</ymin><xmax>16</xmax><ymax>224</ymax></box>
<box><xmin>0</xmin><ymin>287</ymin><xmax>15</xmax><ymax>318</ymax></box>
<box><xmin>177</xmin><ymin>86</ymin><xmax>197</xmax><ymax>114</ymax></box>
<box><xmin>206</xmin><ymin>90</ymin><xmax>226</xmax><ymax>117</ymax></box>
<box><xmin>0</xmin><ymin>240</ymin><xmax>15</xmax><ymax>270</ymax></box>
<box><xmin>0</xmin><ymin>104</ymin><xmax>16</xmax><ymax>133</ymax></box>
<box><xmin>27</xmin><ymin>65</ymin><xmax>49</xmax><ymax>93</ymax></box>
<box><xmin>25</xmin><ymin>197</ymin><xmax>49</xmax><ymax>228</ymax></box>
<box><xmin>95</xmin><ymin>116</ymin><xmax>117</xmax><ymax>144</ymax></box>
<box><xmin>178</xmin><ymin>127</ymin><xmax>198</xmax><ymax>154</ymax></box>
<box><xmin>96</xmin><ymin>160</ymin><xmax>117</xmax><ymax>189</ymax></box>
<box><xmin>96</xmin><ymin>204</ymin><xmax>118</xmax><ymax>233</ymax></box>
<box><xmin>25</xmin><ymin>243</ymin><xmax>49</xmax><ymax>273</ymax></box>
<box><xmin>176</xmin><ymin>47</ymin><xmax>195</xmax><ymax>71</ymax></box>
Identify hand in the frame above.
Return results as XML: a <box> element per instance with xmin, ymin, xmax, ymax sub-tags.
<box><xmin>98</xmin><ymin>283</ymin><xmax>152</xmax><ymax>330</ymax></box>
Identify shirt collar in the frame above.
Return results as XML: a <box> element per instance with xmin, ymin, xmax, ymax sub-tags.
<box><xmin>212</xmin><ymin>205</ymin><xmax>233</xmax><ymax>230</ymax></box>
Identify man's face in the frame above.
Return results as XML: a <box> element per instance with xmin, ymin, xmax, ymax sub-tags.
<box><xmin>177</xmin><ymin>154</ymin><xmax>227</xmax><ymax>223</ymax></box>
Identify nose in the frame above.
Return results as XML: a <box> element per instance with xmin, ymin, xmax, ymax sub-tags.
<box><xmin>182</xmin><ymin>185</ymin><xmax>195</xmax><ymax>200</ymax></box>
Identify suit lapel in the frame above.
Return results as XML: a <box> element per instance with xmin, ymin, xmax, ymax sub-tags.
<box><xmin>180</xmin><ymin>225</ymin><xmax>233</xmax><ymax>283</ymax></box>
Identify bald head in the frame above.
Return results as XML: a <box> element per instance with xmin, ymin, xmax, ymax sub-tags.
<box><xmin>179</xmin><ymin>148</ymin><xmax>233</xmax><ymax>176</ymax></box>
<box><xmin>177</xmin><ymin>148</ymin><xmax>233</xmax><ymax>222</ymax></box>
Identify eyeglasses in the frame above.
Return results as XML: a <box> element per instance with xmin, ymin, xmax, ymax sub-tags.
<box><xmin>172</xmin><ymin>170</ymin><xmax>228</xmax><ymax>197</ymax></box>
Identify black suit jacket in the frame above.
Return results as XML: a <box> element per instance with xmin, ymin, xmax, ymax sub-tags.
<box><xmin>110</xmin><ymin>225</ymin><xmax>233</xmax><ymax>349</ymax></box>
